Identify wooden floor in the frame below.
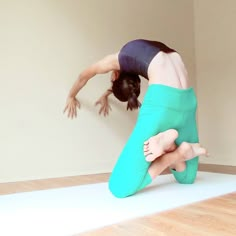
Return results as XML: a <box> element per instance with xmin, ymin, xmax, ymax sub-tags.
<box><xmin>0</xmin><ymin>164</ymin><xmax>235</xmax><ymax>236</ymax></box>
<box><xmin>78</xmin><ymin>193</ymin><xmax>236</xmax><ymax>236</ymax></box>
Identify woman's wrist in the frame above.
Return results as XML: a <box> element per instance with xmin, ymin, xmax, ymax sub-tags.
<box><xmin>67</xmin><ymin>95</ymin><xmax>75</xmax><ymax>101</ymax></box>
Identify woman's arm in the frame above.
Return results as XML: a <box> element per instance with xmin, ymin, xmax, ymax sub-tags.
<box><xmin>64</xmin><ymin>53</ymin><xmax>119</xmax><ymax>119</ymax></box>
<box><xmin>67</xmin><ymin>53</ymin><xmax>119</xmax><ymax>99</ymax></box>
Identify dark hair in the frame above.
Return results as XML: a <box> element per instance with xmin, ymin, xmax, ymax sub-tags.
<box><xmin>112</xmin><ymin>72</ymin><xmax>141</xmax><ymax>111</ymax></box>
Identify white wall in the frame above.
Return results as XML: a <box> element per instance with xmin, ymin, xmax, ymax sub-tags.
<box><xmin>194</xmin><ymin>0</ymin><xmax>236</xmax><ymax>165</ymax></box>
<box><xmin>0</xmin><ymin>0</ymin><xmax>195</xmax><ymax>182</ymax></box>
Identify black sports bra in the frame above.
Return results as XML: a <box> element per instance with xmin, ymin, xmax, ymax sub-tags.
<box><xmin>118</xmin><ymin>39</ymin><xmax>176</xmax><ymax>78</ymax></box>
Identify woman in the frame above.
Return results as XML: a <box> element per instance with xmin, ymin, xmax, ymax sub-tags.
<box><xmin>64</xmin><ymin>39</ymin><xmax>207</xmax><ymax>198</ymax></box>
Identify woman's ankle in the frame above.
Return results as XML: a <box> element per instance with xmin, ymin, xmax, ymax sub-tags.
<box><xmin>170</xmin><ymin>161</ymin><xmax>186</xmax><ymax>172</ymax></box>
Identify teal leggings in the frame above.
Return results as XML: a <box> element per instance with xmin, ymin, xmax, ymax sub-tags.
<box><xmin>109</xmin><ymin>84</ymin><xmax>199</xmax><ymax>198</ymax></box>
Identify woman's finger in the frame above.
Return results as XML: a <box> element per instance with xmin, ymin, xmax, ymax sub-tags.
<box><xmin>76</xmin><ymin>100</ymin><xmax>81</xmax><ymax>109</ymax></box>
<box><xmin>103</xmin><ymin>107</ymin><xmax>107</xmax><ymax>116</ymax></box>
<box><xmin>68</xmin><ymin>106</ymin><xmax>71</xmax><ymax>118</ymax></box>
<box><xmin>99</xmin><ymin>106</ymin><xmax>104</xmax><ymax>115</ymax></box>
<box><xmin>74</xmin><ymin>106</ymin><xmax>77</xmax><ymax>118</ymax></box>
<box><xmin>72</xmin><ymin>108</ymin><xmax>75</xmax><ymax>119</ymax></box>
<box><xmin>73</xmin><ymin>104</ymin><xmax>77</xmax><ymax>118</ymax></box>
<box><xmin>69</xmin><ymin>106</ymin><xmax>72</xmax><ymax>119</ymax></box>
<box><xmin>70</xmin><ymin>106</ymin><xmax>73</xmax><ymax>119</ymax></box>
<box><xmin>63</xmin><ymin>105</ymin><xmax>68</xmax><ymax>114</ymax></box>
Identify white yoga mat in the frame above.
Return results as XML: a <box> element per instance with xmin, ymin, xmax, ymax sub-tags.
<box><xmin>0</xmin><ymin>172</ymin><xmax>235</xmax><ymax>236</ymax></box>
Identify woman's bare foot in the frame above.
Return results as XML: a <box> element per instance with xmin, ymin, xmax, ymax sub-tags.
<box><xmin>144</xmin><ymin>129</ymin><xmax>178</xmax><ymax>162</ymax></box>
<box><xmin>178</xmin><ymin>142</ymin><xmax>208</xmax><ymax>161</ymax></box>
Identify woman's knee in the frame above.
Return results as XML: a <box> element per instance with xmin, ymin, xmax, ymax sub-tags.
<box><xmin>108</xmin><ymin>178</ymin><xmax>136</xmax><ymax>198</ymax></box>
<box><xmin>177</xmin><ymin>175</ymin><xmax>197</xmax><ymax>184</ymax></box>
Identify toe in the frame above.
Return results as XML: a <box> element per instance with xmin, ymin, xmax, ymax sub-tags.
<box><xmin>146</xmin><ymin>154</ymin><xmax>155</xmax><ymax>162</ymax></box>
<box><xmin>144</xmin><ymin>140</ymin><xmax>149</xmax><ymax>145</ymax></box>
<box><xmin>144</xmin><ymin>150</ymin><xmax>149</xmax><ymax>156</ymax></box>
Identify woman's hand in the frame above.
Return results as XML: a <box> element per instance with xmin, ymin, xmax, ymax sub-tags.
<box><xmin>95</xmin><ymin>95</ymin><xmax>111</xmax><ymax>116</ymax></box>
<box><xmin>63</xmin><ymin>97</ymin><xmax>81</xmax><ymax>119</ymax></box>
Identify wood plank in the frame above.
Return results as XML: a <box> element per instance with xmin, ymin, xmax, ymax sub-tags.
<box><xmin>78</xmin><ymin>193</ymin><xmax>236</xmax><ymax>236</ymax></box>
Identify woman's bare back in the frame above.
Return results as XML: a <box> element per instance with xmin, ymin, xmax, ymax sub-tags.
<box><xmin>148</xmin><ymin>52</ymin><xmax>190</xmax><ymax>89</ymax></box>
